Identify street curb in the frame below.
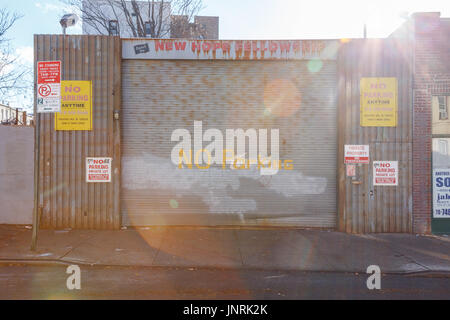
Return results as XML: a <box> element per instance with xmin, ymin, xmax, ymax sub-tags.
<box><xmin>1</xmin><ymin>258</ymin><xmax>450</xmax><ymax>277</ymax></box>
<box><xmin>0</xmin><ymin>259</ymin><xmax>76</xmax><ymax>267</ymax></box>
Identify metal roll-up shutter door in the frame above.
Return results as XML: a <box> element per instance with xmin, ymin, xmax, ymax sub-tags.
<box><xmin>121</xmin><ymin>60</ymin><xmax>337</xmax><ymax>227</ymax></box>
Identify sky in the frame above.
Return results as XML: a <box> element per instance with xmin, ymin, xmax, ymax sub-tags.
<box><xmin>1</xmin><ymin>0</ymin><xmax>449</xmax><ymax>110</ymax></box>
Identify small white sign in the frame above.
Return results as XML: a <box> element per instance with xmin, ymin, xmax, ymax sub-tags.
<box><xmin>86</xmin><ymin>158</ymin><xmax>112</xmax><ymax>183</ymax></box>
<box><xmin>433</xmin><ymin>169</ymin><xmax>450</xmax><ymax>218</ymax></box>
<box><xmin>37</xmin><ymin>83</ymin><xmax>61</xmax><ymax>113</ymax></box>
<box><xmin>346</xmin><ymin>164</ymin><xmax>356</xmax><ymax>177</ymax></box>
<box><xmin>345</xmin><ymin>145</ymin><xmax>369</xmax><ymax>164</ymax></box>
<box><xmin>373</xmin><ymin>161</ymin><xmax>398</xmax><ymax>186</ymax></box>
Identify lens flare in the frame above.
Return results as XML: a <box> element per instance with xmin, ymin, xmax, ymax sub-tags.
<box><xmin>170</xmin><ymin>199</ymin><xmax>179</xmax><ymax>209</ymax></box>
<box><xmin>307</xmin><ymin>59</ymin><xmax>323</xmax><ymax>73</ymax></box>
<box><xmin>263</xmin><ymin>79</ymin><xmax>301</xmax><ymax>117</ymax></box>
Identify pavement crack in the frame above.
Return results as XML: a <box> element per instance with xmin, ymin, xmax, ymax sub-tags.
<box><xmin>58</xmin><ymin>234</ymin><xmax>96</xmax><ymax>261</ymax></box>
<box><xmin>391</xmin><ymin>248</ymin><xmax>431</xmax><ymax>272</ymax></box>
<box><xmin>150</xmin><ymin>229</ymin><xmax>167</xmax><ymax>266</ymax></box>
<box><xmin>233</xmin><ymin>229</ymin><xmax>245</xmax><ymax>268</ymax></box>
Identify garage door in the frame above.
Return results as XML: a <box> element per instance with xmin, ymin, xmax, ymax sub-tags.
<box><xmin>121</xmin><ymin>59</ymin><xmax>337</xmax><ymax>227</ymax></box>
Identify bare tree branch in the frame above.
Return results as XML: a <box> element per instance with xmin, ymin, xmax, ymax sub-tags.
<box><xmin>0</xmin><ymin>8</ymin><xmax>22</xmax><ymax>42</ymax></box>
<box><xmin>0</xmin><ymin>8</ymin><xmax>30</xmax><ymax>100</ymax></box>
<box><xmin>63</xmin><ymin>0</ymin><xmax>204</xmax><ymax>38</ymax></box>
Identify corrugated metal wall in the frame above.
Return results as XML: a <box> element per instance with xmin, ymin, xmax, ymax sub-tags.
<box><xmin>33</xmin><ymin>35</ymin><xmax>415</xmax><ymax>232</ymax></box>
<box><xmin>337</xmin><ymin>39</ymin><xmax>413</xmax><ymax>233</ymax></box>
<box><xmin>121</xmin><ymin>60</ymin><xmax>337</xmax><ymax>227</ymax></box>
<box><xmin>34</xmin><ymin>35</ymin><xmax>121</xmax><ymax>229</ymax></box>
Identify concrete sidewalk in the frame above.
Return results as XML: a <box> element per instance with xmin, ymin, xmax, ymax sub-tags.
<box><xmin>0</xmin><ymin>225</ymin><xmax>449</xmax><ymax>274</ymax></box>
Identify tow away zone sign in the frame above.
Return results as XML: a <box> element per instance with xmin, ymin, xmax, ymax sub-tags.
<box><xmin>86</xmin><ymin>158</ymin><xmax>112</xmax><ymax>183</ymax></box>
<box><xmin>373</xmin><ymin>161</ymin><xmax>398</xmax><ymax>186</ymax></box>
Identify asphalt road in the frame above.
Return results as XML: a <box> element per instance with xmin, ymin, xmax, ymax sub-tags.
<box><xmin>0</xmin><ymin>264</ymin><xmax>449</xmax><ymax>300</ymax></box>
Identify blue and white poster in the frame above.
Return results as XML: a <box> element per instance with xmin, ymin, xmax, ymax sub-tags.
<box><xmin>433</xmin><ymin>169</ymin><xmax>450</xmax><ymax>218</ymax></box>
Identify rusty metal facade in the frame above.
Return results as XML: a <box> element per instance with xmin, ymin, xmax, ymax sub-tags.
<box><xmin>33</xmin><ymin>35</ymin><xmax>416</xmax><ymax>232</ymax></box>
<box><xmin>337</xmin><ymin>39</ymin><xmax>414</xmax><ymax>233</ymax></box>
<box><xmin>121</xmin><ymin>59</ymin><xmax>338</xmax><ymax>227</ymax></box>
<box><xmin>34</xmin><ymin>35</ymin><xmax>121</xmax><ymax>229</ymax></box>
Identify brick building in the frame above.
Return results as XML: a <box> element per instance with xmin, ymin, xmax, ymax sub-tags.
<box><xmin>170</xmin><ymin>15</ymin><xmax>219</xmax><ymax>39</ymax></box>
<box><xmin>412</xmin><ymin>13</ymin><xmax>450</xmax><ymax>234</ymax></box>
<box><xmin>0</xmin><ymin>103</ymin><xmax>33</xmax><ymax>126</ymax></box>
<box><xmin>393</xmin><ymin>12</ymin><xmax>450</xmax><ymax>233</ymax></box>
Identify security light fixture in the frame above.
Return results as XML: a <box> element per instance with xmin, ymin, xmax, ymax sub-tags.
<box><xmin>144</xmin><ymin>22</ymin><xmax>151</xmax><ymax>36</ymax></box>
<box><xmin>109</xmin><ymin>20</ymin><xmax>119</xmax><ymax>36</ymax></box>
<box><xmin>60</xmin><ymin>14</ymin><xmax>79</xmax><ymax>35</ymax></box>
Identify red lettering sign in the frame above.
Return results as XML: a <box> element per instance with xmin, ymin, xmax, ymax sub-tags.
<box><xmin>38</xmin><ymin>61</ymin><xmax>61</xmax><ymax>84</ymax></box>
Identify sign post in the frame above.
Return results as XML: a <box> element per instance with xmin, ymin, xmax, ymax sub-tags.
<box><xmin>31</xmin><ymin>110</ymin><xmax>40</xmax><ymax>251</ymax></box>
<box><xmin>32</xmin><ymin>60</ymin><xmax>61</xmax><ymax>251</ymax></box>
<box><xmin>32</xmin><ymin>61</ymin><xmax>59</xmax><ymax>250</ymax></box>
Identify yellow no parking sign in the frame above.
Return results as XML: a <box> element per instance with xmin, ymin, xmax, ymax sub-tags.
<box><xmin>55</xmin><ymin>81</ymin><xmax>92</xmax><ymax>131</ymax></box>
<box><xmin>360</xmin><ymin>77</ymin><xmax>397</xmax><ymax>127</ymax></box>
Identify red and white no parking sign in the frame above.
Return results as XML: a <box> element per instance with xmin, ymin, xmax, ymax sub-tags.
<box><xmin>37</xmin><ymin>61</ymin><xmax>61</xmax><ymax>113</ymax></box>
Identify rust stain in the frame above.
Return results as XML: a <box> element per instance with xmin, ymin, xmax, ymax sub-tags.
<box><xmin>252</xmin><ymin>41</ymin><xmax>259</xmax><ymax>60</ymax></box>
<box><xmin>302</xmin><ymin>40</ymin><xmax>310</xmax><ymax>56</ymax></box>
<box><xmin>243</xmin><ymin>41</ymin><xmax>251</xmax><ymax>60</ymax></box>
<box><xmin>260</xmin><ymin>40</ymin><xmax>267</xmax><ymax>59</ymax></box>
<box><xmin>223</xmin><ymin>41</ymin><xmax>231</xmax><ymax>58</ymax></box>
<box><xmin>212</xmin><ymin>42</ymin><xmax>217</xmax><ymax>60</ymax></box>
<box><xmin>293</xmin><ymin>41</ymin><xmax>301</xmax><ymax>55</ymax></box>
<box><xmin>269</xmin><ymin>41</ymin><xmax>277</xmax><ymax>57</ymax></box>
<box><xmin>202</xmin><ymin>41</ymin><xmax>211</xmax><ymax>57</ymax></box>
<box><xmin>191</xmin><ymin>41</ymin><xmax>202</xmax><ymax>58</ymax></box>
<box><xmin>235</xmin><ymin>40</ymin><xmax>243</xmax><ymax>60</ymax></box>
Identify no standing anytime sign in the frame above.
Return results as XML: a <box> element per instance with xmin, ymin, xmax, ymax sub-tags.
<box><xmin>37</xmin><ymin>61</ymin><xmax>61</xmax><ymax>113</ymax></box>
